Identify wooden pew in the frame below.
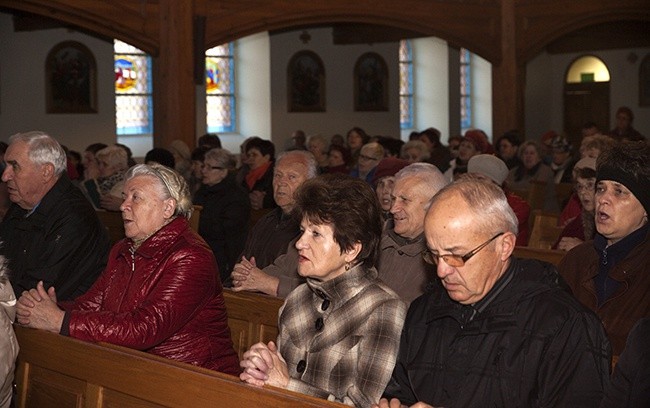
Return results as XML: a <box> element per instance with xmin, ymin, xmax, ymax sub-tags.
<box><xmin>14</xmin><ymin>326</ymin><xmax>344</xmax><ymax>408</ymax></box>
<box><xmin>513</xmin><ymin>246</ymin><xmax>566</xmax><ymax>266</ymax></box>
<box><xmin>222</xmin><ymin>289</ymin><xmax>284</xmax><ymax>360</ymax></box>
<box><xmin>96</xmin><ymin>205</ymin><xmax>203</xmax><ymax>246</ymax></box>
<box><xmin>528</xmin><ymin>210</ymin><xmax>563</xmax><ymax>249</ymax></box>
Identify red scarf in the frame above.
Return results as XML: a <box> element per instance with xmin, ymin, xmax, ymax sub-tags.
<box><xmin>245</xmin><ymin>161</ymin><xmax>272</xmax><ymax>190</ymax></box>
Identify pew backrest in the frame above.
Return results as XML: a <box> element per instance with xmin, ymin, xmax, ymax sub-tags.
<box><xmin>222</xmin><ymin>289</ymin><xmax>284</xmax><ymax>360</ymax></box>
<box><xmin>14</xmin><ymin>326</ymin><xmax>344</xmax><ymax>408</ymax></box>
<box><xmin>513</xmin><ymin>246</ymin><xmax>566</xmax><ymax>266</ymax></box>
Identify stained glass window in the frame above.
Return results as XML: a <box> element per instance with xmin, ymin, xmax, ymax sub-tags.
<box><xmin>399</xmin><ymin>40</ymin><xmax>414</xmax><ymax>130</ymax></box>
<box><xmin>114</xmin><ymin>40</ymin><xmax>153</xmax><ymax>135</ymax></box>
<box><xmin>206</xmin><ymin>43</ymin><xmax>235</xmax><ymax>133</ymax></box>
<box><xmin>460</xmin><ymin>48</ymin><xmax>472</xmax><ymax>130</ymax></box>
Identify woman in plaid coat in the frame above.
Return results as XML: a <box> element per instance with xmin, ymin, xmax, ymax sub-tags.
<box><xmin>240</xmin><ymin>174</ymin><xmax>407</xmax><ymax>407</ymax></box>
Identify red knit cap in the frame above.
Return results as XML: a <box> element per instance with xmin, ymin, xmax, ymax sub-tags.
<box><xmin>463</xmin><ymin>130</ymin><xmax>489</xmax><ymax>154</ymax></box>
<box><xmin>372</xmin><ymin>157</ymin><xmax>410</xmax><ymax>186</ymax></box>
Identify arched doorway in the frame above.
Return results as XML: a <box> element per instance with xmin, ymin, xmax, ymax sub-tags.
<box><xmin>563</xmin><ymin>55</ymin><xmax>610</xmax><ymax>146</ymax></box>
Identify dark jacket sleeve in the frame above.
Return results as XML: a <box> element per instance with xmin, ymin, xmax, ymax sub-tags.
<box><xmin>600</xmin><ymin>318</ymin><xmax>650</xmax><ymax>408</ymax></box>
<box><xmin>381</xmin><ymin>296</ymin><xmax>425</xmax><ymax>406</ymax></box>
<box><xmin>536</xmin><ymin>305</ymin><xmax>611</xmax><ymax>407</ymax></box>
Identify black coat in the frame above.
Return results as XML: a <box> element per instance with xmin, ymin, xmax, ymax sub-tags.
<box><xmin>383</xmin><ymin>258</ymin><xmax>611</xmax><ymax>407</ymax></box>
<box><xmin>0</xmin><ymin>174</ymin><xmax>110</xmax><ymax>301</ymax></box>
<box><xmin>600</xmin><ymin>318</ymin><xmax>650</xmax><ymax>408</ymax></box>
<box><xmin>194</xmin><ymin>174</ymin><xmax>251</xmax><ymax>282</ymax></box>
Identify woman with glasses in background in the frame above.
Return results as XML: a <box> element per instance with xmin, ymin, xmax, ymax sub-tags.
<box><xmin>350</xmin><ymin>142</ymin><xmax>384</xmax><ymax>184</ymax></box>
<box><xmin>194</xmin><ymin>148</ymin><xmax>251</xmax><ymax>283</ymax></box>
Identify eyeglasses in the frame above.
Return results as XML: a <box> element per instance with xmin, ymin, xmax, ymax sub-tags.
<box><xmin>359</xmin><ymin>154</ymin><xmax>379</xmax><ymax>161</ymax></box>
<box><xmin>575</xmin><ymin>181</ymin><xmax>595</xmax><ymax>193</ymax></box>
<box><xmin>204</xmin><ymin>165</ymin><xmax>225</xmax><ymax>171</ymax></box>
<box><xmin>422</xmin><ymin>232</ymin><xmax>505</xmax><ymax>267</ymax></box>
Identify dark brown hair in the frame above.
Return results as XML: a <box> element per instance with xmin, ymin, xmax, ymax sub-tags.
<box><xmin>294</xmin><ymin>174</ymin><xmax>382</xmax><ymax>267</ymax></box>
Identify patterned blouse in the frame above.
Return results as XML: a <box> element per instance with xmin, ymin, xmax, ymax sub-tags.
<box><xmin>277</xmin><ymin>265</ymin><xmax>407</xmax><ymax>407</ymax></box>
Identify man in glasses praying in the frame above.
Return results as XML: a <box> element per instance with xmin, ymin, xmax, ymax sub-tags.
<box><xmin>376</xmin><ymin>178</ymin><xmax>611</xmax><ymax>408</ymax></box>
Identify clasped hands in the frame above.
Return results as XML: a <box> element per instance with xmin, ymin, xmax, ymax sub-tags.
<box><xmin>231</xmin><ymin>256</ymin><xmax>278</xmax><ymax>295</ymax></box>
<box><xmin>240</xmin><ymin>341</ymin><xmax>290</xmax><ymax>389</ymax></box>
<box><xmin>16</xmin><ymin>281</ymin><xmax>65</xmax><ymax>333</ymax></box>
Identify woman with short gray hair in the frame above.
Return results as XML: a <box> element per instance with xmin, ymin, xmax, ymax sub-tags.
<box><xmin>16</xmin><ymin>163</ymin><xmax>240</xmax><ymax>374</ymax></box>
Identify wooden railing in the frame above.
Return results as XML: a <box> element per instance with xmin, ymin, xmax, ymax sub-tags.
<box><xmin>14</xmin><ymin>325</ymin><xmax>343</xmax><ymax>408</ymax></box>
<box><xmin>222</xmin><ymin>289</ymin><xmax>284</xmax><ymax>360</ymax></box>
<box><xmin>513</xmin><ymin>246</ymin><xmax>566</xmax><ymax>266</ymax></box>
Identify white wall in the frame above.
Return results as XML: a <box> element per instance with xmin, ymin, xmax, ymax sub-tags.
<box><xmin>472</xmin><ymin>53</ymin><xmax>493</xmax><ymax>139</ymax></box>
<box><xmin>410</xmin><ymin>37</ymin><xmax>450</xmax><ymax>142</ymax></box>
<box><xmin>270</xmin><ymin>28</ymin><xmax>400</xmax><ymax>149</ymax></box>
<box><xmin>0</xmin><ymin>12</ymin><xmax>116</xmax><ymax>153</ymax></box>
<box><xmin>525</xmin><ymin>48</ymin><xmax>650</xmax><ymax>140</ymax></box>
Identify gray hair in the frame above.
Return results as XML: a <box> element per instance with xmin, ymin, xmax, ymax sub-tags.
<box><xmin>9</xmin><ymin>131</ymin><xmax>67</xmax><ymax>175</ymax></box>
<box><xmin>360</xmin><ymin>142</ymin><xmax>385</xmax><ymax>159</ymax></box>
<box><xmin>430</xmin><ymin>178</ymin><xmax>518</xmax><ymax>236</ymax></box>
<box><xmin>395</xmin><ymin>162</ymin><xmax>449</xmax><ymax>209</ymax></box>
<box><xmin>400</xmin><ymin>140</ymin><xmax>431</xmax><ymax>161</ymax></box>
<box><xmin>204</xmin><ymin>148</ymin><xmax>236</xmax><ymax>169</ymax></box>
<box><xmin>125</xmin><ymin>163</ymin><xmax>193</xmax><ymax>219</ymax></box>
<box><xmin>96</xmin><ymin>145</ymin><xmax>129</xmax><ymax>172</ymax></box>
<box><xmin>518</xmin><ymin>140</ymin><xmax>541</xmax><ymax>160</ymax></box>
<box><xmin>276</xmin><ymin>150</ymin><xmax>318</xmax><ymax>179</ymax></box>
<box><xmin>307</xmin><ymin>134</ymin><xmax>329</xmax><ymax>150</ymax></box>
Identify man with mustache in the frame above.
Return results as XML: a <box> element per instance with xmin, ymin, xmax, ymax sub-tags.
<box><xmin>377</xmin><ymin>178</ymin><xmax>610</xmax><ymax>408</ymax></box>
<box><xmin>231</xmin><ymin>150</ymin><xmax>317</xmax><ymax>296</ymax></box>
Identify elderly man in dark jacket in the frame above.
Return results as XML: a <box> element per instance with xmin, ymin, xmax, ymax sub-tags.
<box><xmin>0</xmin><ymin>131</ymin><xmax>109</xmax><ymax>301</ymax></box>
<box><xmin>377</xmin><ymin>179</ymin><xmax>611</xmax><ymax>408</ymax></box>
<box><xmin>376</xmin><ymin>163</ymin><xmax>448</xmax><ymax>304</ymax></box>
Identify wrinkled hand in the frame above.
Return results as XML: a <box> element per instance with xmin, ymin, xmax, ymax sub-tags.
<box><xmin>373</xmin><ymin>398</ymin><xmax>435</xmax><ymax>408</ymax></box>
<box><xmin>231</xmin><ymin>257</ymin><xmax>279</xmax><ymax>296</ymax></box>
<box><xmin>240</xmin><ymin>341</ymin><xmax>289</xmax><ymax>388</ymax></box>
<box><xmin>249</xmin><ymin>190</ymin><xmax>265</xmax><ymax>210</ymax></box>
<box><xmin>16</xmin><ymin>281</ymin><xmax>64</xmax><ymax>333</ymax></box>
<box><xmin>557</xmin><ymin>237</ymin><xmax>583</xmax><ymax>252</ymax></box>
<box><xmin>100</xmin><ymin>194</ymin><xmax>123</xmax><ymax>211</ymax></box>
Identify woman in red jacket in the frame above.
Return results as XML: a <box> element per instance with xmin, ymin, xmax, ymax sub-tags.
<box><xmin>16</xmin><ymin>163</ymin><xmax>239</xmax><ymax>375</ymax></box>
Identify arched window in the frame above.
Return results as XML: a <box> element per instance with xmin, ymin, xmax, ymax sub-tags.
<box><xmin>460</xmin><ymin>48</ymin><xmax>471</xmax><ymax>131</ymax></box>
<box><xmin>566</xmin><ymin>55</ymin><xmax>610</xmax><ymax>83</ymax></box>
<box><xmin>114</xmin><ymin>40</ymin><xmax>153</xmax><ymax>135</ymax></box>
<box><xmin>206</xmin><ymin>43</ymin><xmax>235</xmax><ymax>133</ymax></box>
<box><xmin>399</xmin><ymin>40</ymin><xmax>413</xmax><ymax>130</ymax></box>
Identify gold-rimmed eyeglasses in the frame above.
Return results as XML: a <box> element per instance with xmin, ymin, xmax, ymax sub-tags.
<box><xmin>422</xmin><ymin>232</ymin><xmax>505</xmax><ymax>267</ymax></box>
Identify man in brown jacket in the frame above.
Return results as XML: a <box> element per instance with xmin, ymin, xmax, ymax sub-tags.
<box><xmin>376</xmin><ymin>163</ymin><xmax>448</xmax><ymax>303</ymax></box>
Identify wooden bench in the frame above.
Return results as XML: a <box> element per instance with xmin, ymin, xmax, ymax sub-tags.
<box><xmin>528</xmin><ymin>210</ymin><xmax>563</xmax><ymax>249</ymax></box>
<box><xmin>513</xmin><ymin>246</ymin><xmax>566</xmax><ymax>266</ymax></box>
<box><xmin>14</xmin><ymin>326</ymin><xmax>344</xmax><ymax>408</ymax></box>
<box><xmin>96</xmin><ymin>205</ymin><xmax>203</xmax><ymax>245</ymax></box>
<box><xmin>222</xmin><ymin>289</ymin><xmax>284</xmax><ymax>360</ymax></box>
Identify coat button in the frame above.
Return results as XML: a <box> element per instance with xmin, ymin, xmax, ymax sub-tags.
<box><xmin>322</xmin><ymin>299</ymin><xmax>330</xmax><ymax>311</ymax></box>
<box><xmin>297</xmin><ymin>360</ymin><xmax>306</xmax><ymax>373</ymax></box>
<box><xmin>315</xmin><ymin>317</ymin><xmax>324</xmax><ymax>331</ymax></box>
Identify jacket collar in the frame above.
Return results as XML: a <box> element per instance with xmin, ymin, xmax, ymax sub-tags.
<box><xmin>306</xmin><ymin>264</ymin><xmax>377</xmax><ymax>309</ymax></box>
<box><xmin>6</xmin><ymin>174</ymin><xmax>71</xmax><ymax>224</ymax></box>
<box><xmin>120</xmin><ymin>217</ymin><xmax>189</xmax><ymax>259</ymax></box>
<box><xmin>425</xmin><ymin>258</ymin><xmax>552</xmax><ymax>326</ymax></box>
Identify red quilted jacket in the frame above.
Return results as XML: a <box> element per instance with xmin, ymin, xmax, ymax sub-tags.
<box><xmin>63</xmin><ymin>217</ymin><xmax>240</xmax><ymax>375</ymax></box>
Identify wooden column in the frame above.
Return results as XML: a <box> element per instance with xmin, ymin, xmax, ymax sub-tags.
<box><xmin>153</xmin><ymin>0</ymin><xmax>196</xmax><ymax>149</ymax></box>
<box><xmin>492</xmin><ymin>0</ymin><xmax>524</xmax><ymax>139</ymax></box>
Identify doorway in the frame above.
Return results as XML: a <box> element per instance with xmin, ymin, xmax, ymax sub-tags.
<box><xmin>563</xmin><ymin>55</ymin><xmax>610</xmax><ymax>147</ymax></box>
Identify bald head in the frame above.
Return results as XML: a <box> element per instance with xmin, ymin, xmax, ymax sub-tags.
<box><xmin>424</xmin><ymin>179</ymin><xmax>518</xmax><ymax>304</ymax></box>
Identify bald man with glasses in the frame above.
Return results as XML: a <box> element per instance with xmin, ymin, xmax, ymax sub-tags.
<box><xmin>376</xmin><ymin>178</ymin><xmax>611</xmax><ymax>408</ymax></box>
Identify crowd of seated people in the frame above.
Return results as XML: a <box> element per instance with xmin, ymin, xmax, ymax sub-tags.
<box><xmin>1</xmin><ymin>118</ymin><xmax>648</xmax><ymax>407</ymax></box>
